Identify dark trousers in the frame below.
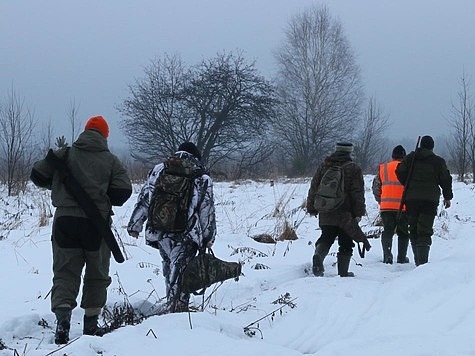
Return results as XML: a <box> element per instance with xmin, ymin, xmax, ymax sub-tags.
<box><xmin>316</xmin><ymin>225</ymin><xmax>355</xmax><ymax>255</ymax></box>
<box><xmin>381</xmin><ymin>211</ymin><xmax>409</xmax><ymax>241</ymax></box>
<box><xmin>405</xmin><ymin>200</ymin><xmax>438</xmax><ymax>246</ymax></box>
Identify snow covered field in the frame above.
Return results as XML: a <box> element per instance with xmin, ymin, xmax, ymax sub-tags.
<box><xmin>1</xmin><ymin>175</ymin><xmax>474</xmax><ymax>355</ymax></box>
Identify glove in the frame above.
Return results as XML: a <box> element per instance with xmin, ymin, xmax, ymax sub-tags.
<box><xmin>306</xmin><ymin>207</ymin><xmax>318</xmax><ymax>216</ymax></box>
<box><xmin>355</xmin><ymin>216</ymin><xmax>362</xmax><ymax>223</ymax></box>
<box><xmin>444</xmin><ymin>200</ymin><xmax>451</xmax><ymax>209</ymax></box>
<box><xmin>128</xmin><ymin>230</ymin><xmax>139</xmax><ymax>238</ymax></box>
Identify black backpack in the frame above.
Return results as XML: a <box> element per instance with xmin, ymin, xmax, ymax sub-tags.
<box><xmin>148</xmin><ymin>156</ymin><xmax>204</xmax><ymax>233</ymax></box>
<box><xmin>313</xmin><ymin>161</ymin><xmax>352</xmax><ymax>213</ymax></box>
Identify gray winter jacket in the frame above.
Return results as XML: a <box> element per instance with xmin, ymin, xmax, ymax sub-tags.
<box><xmin>30</xmin><ymin>129</ymin><xmax>132</xmax><ymax>220</ymax></box>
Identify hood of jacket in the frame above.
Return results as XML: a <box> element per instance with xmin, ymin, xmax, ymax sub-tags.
<box><xmin>73</xmin><ymin>130</ymin><xmax>109</xmax><ymax>153</ymax></box>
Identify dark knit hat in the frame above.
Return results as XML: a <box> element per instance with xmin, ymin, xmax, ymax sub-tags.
<box><xmin>85</xmin><ymin>115</ymin><xmax>109</xmax><ymax>138</ymax></box>
<box><xmin>335</xmin><ymin>142</ymin><xmax>354</xmax><ymax>153</ymax></box>
<box><xmin>178</xmin><ymin>142</ymin><xmax>201</xmax><ymax>160</ymax></box>
<box><xmin>392</xmin><ymin>145</ymin><xmax>406</xmax><ymax>159</ymax></box>
<box><xmin>420</xmin><ymin>135</ymin><xmax>434</xmax><ymax>150</ymax></box>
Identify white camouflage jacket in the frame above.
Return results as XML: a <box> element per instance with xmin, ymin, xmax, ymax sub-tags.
<box><xmin>127</xmin><ymin>152</ymin><xmax>216</xmax><ymax>248</ymax></box>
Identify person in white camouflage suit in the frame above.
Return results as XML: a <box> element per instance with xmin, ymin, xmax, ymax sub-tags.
<box><xmin>127</xmin><ymin>142</ymin><xmax>216</xmax><ymax>312</ymax></box>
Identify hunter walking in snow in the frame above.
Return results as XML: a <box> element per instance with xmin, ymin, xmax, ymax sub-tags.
<box><xmin>372</xmin><ymin>145</ymin><xmax>410</xmax><ymax>264</ymax></box>
<box><xmin>30</xmin><ymin>116</ymin><xmax>132</xmax><ymax>344</ymax></box>
<box><xmin>127</xmin><ymin>142</ymin><xmax>216</xmax><ymax>313</ymax></box>
<box><xmin>306</xmin><ymin>142</ymin><xmax>369</xmax><ymax>277</ymax></box>
<box><xmin>395</xmin><ymin>135</ymin><xmax>453</xmax><ymax>266</ymax></box>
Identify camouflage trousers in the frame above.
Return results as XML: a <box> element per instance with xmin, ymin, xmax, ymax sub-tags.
<box><xmin>405</xmin><ymin>200</ymin><xmax>438</xmax><ymax>246</ymax></box>
<box><xmin>157</xmin><ymin>237</ymin><xmax>198</xmax><ymax>312</ymax></box>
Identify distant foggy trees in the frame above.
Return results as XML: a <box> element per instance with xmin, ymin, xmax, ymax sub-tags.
<box><xmin>119</xmin><ymin>5</ymin><xmax>389</xmax><ymax>178</ymax></box>
<box><xmin>0</xmin><ymin>88</ymin><xmax>36</xmax><ymax>195</ymax></box>
<box><xmin>355</xmin><ymin>97</ymin><xmax>390</xmax><ymax>173</ymax></box>
<box><xmin>447</xmin><ymin>72</ymin><xmax>474</xmax><ymax>182</ymax></box>
<box><xmin>119</xmin><ymin>52</ymin><xmax>277</xmax><ymax>169</ymax></box>
<box><xmin>272</xmin><ymin>4</ymin><xmax>364</xmax><ymax>175</ymax></box>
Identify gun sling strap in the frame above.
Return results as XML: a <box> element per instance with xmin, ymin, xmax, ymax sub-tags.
<box><xmin>46</xmin><ymin>149</ymin><xmax>125</xmax><ymax>263</ymax></box>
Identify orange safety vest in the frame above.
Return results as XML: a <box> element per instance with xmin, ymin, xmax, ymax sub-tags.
<box><xmin>379</xmin><ymin>160</ymin><xmax>405</xmax><ymax>211</ymax></box>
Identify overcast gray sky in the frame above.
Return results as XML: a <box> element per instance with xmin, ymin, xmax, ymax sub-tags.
<box><xmin>1</xmin><ymin>0</ymin><xmax>475</xmax><ymax>151</ymax></box>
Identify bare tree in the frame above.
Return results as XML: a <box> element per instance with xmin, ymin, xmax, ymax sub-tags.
<box><xmin>40</xmin><ymin>119</ymin><xmax>54</xmax><ymax>153</ymax></box>
<box><xmin>183</xmin><ymin>51</ymin><xmax>277</xmax><ymax>166</ymax></box>
<box><xmin>68</xmin><ymin>99</ymin><xmax>80</xmax><ymax>144</ymax></box>
<box><xmin>354</xmin><ymin>97</ymin><xmax>390</xmax><ymax>173</ymax></box>
<box><xmin>119</xmin><ymin>51</ymin><xmax>277</xmax><ymax>167</ymax></box>
<box><xmin>447</xmin><ymin>72</ymin><xmax>472</xmax><ymax>181</ymax></box>
<box><xmin>119</xmin><ymin>53</ymin><xmax>190</xmax><ymax>161</ymax></box>
<box><xmin>273</xmin><ymin>4</ymin><xmax>364</xmax><ymax>175</ymax></box>
<box><xmin>0</xmin><ymin>88</ymin><xmax>36</xmax><ymax>195</ymax></box>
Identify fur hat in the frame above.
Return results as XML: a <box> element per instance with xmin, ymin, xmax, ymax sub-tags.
<box><xmin>420</xmin><ymin>135</ymin><xmax>434</xmax><ymax>150</ymax></box>
<box><xmin>392</xmin><ymin>145</ymin><xmax>406</xmax><ymax>159</ymax></box>
<box><xmin>178</xmin><ymin>142</ymin><xmax>201</xmax><ymax>161</ymax></box>
<box><xmin>85</xmin><ymin>116</ymin><xmax>109</xmax><ymax>138</ymax></box>
<box><xmin>335</xmin><ymin>142</ymin><xmax>354</xmax><ymax>153</ymax></box>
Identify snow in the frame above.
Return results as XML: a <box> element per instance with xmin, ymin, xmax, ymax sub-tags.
<box><xmin>1</xmin><ymin>175</ymin><xmax>475</xmax><ymax>355</ymax></box>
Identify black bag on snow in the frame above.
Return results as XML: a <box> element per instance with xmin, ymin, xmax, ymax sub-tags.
<box><xmin>181</xmin><ymin>249</ymin><xmax>242</xmax><ymax>295</ymax></box>
<box><xmin>148</xmin><ymin>156</ymin><xmax>203</xmax><ymax>233</ymax></box>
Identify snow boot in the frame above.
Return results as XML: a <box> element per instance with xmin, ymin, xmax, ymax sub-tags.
<box><xmin>381</xmin><ymin>235</ymin><xmax>393</xmax><ymax>264</ymax></box>
<box><xmin>396</xmin><ymin>237</ymin><xmax>410</xmax><ymax>264</ymax></box>
<box><xmin>83</xmin><ymin>315</ymin><xmax>106</xmax><ymax>337</ymax></box>
<box><xmin>54</xmin><ymin>307</ymin><xmax>71</xmax><ymax>345</ymax></box>
<box><xmin>416</xmin><ymin>245</ymin><xmax>430</xmax><ymax>266</ymax></box>
<box><xmin>312</xmin><ymin>242</ymin><xmax>331</xmax><ymax>277</ymax></box>
<box><xmin>337</xmin><ymin>253</ymin><xmax>355</xmax><ymax>277</ymax></box>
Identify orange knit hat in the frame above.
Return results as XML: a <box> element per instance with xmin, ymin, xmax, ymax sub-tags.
<box><xmin>85</xmin><ymin>115</ymin><xmax>109</xmax><ymax>138</ymax></box>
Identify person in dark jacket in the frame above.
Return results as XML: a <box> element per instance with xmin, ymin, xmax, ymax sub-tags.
<box><xmin>30</xmin><ymin>116</ymin><xmax>132</xmax><ymax>344</ymax></box>
<box><xmin>127</xmin><ymin>142</ymin><xmax>216</xmax><ymax>313</ymax></box>
<box><xmin>372</xmin><ymin>145</ymin><xmax>410</xmax><ymax>264</ymax></box>
<box><xmin>307</xmin><ymin>142</ymin><xmax>369</xmax><ymax>277</ymax></box>
<box><xmin>395</xmin><ymin>135</ymin><xmax>453</xmax><ymax>266</ymax></box>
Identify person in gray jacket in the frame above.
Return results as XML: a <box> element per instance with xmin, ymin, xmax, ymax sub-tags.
<box><xmin>127</xmin><ymin>142</ymin><xmax>216</xmax><ymax>313</ymax></box>
<box><xmin>307</xmin><ymin>142</ymin><xmax>367</xmax><ymax>277</ymax></box>
<box><xmin>31</xmin><ymin>116</ymin><xmax>132</xmax><ymax>344</ymax></box>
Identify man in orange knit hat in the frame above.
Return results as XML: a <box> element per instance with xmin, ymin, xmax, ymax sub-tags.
<box><xmin>31</xmin><ymin>115</ymin><xmax>132</xmax><ymax>344</ymax></box>
<box><xmin>84</xmin><ymin>115</ymin><xmax>109</xmax><ymax>138</ymax></box>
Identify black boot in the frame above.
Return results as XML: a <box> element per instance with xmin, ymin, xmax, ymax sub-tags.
<box><xmin>396</xmin><ymin>237</ymin><xmax>409</xmax><ymax>264</ymax></box>
<box><xmin>381</xmin><ymin>234</ymin><xmax>393</xmax><ymax>264</ymax></box>
<box><xmin>83</xmin><ymin>315</ymin><xmax>106</xmax><ymax>337</ymax></box>
<box><xmin>312</xmin><ymin>242</ymin><xmax>331</xmax><ymax>277</ymax></box>
<box><xmin>54</xmin><ymin>308</ymin><xmax>71</xmax><ymax>345</ymax></box>
<box><xmin>416</xmin><ymin>245</ymin><xmax>430</xmax><ymax>265</ymax></box>
<box><xmin>337</xmin><ymin>253</ymin><xmax>355</xmax><ymax>277</ymax></box>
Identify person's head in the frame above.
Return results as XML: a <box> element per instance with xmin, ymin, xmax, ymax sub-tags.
<box><xmin>392</xmin><ymin>145</ymin><xmax>406</xmax><ymax>160</ymax></box>
<box><xmin>334</xmin><ymin>142</ymin><xmax>354</xmax><ymax>154</ymax></box>
<box><xmin>178</xmin><ymin>142</ymin><xmax>201</xmax><ymax>161</ymax></box>
<box><xmin>84</xmin><ymin>116</ymin><xmax>109</xmax><ymax>138</ymax></box>
<box><xmin>420</xmin><ymin>135</ymin><xmax>434</xmax><ymax>150</ymax></box>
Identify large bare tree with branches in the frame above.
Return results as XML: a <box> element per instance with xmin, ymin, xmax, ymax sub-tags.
<box><xmin>0</xmin><ymin>88</ymin><xmax>36</xmax><ymax>195</ymax></box>
<box><xmin>119</xmin><ymin>54</ymin><xmax>190</xmax><ymax>162</ymax></box>
<box><xmin>182</xmin><ymin>51</ymin><xmax>277</xmax><ymax>167</ymax></box>
<box><xmin>119</xmin><ymin>51</ymin><xmax>277</xmax><ymax>167</ymax></box>
<box><xmin>273</xmin><ymin>4</ymin><xmax>364</xmax><ymax>175</ymax></box>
